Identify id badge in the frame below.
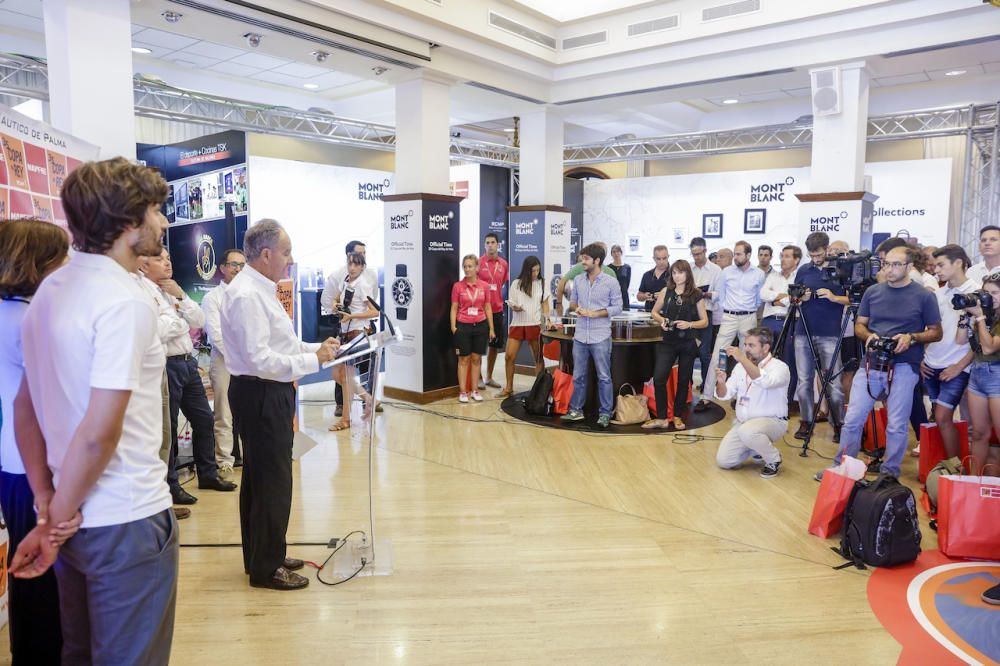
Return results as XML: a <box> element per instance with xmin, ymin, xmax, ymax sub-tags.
<box><xmin>490</xmin><ymin>284</ymin><xmax>498</xmax><ymax>291</ymax></box>
<box><xmin>467</xmin><ymin>306</ymin><xmax>479</xmax><ymax>316</ymax></box>
<box><xmin>738</xmin><ymin>395</ymin><xmax>750</xmax><ymax>407</ymax></box>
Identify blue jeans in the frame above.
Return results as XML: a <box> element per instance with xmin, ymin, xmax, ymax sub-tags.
<box><xmin>837</xmin><ymin>362</ymin><xmax>920</xmax><ymax>477</ymax></box>
<box><xmin>570</xmin><ymin>337</ymin><xmax>613</xmax><ymax>417</ymax></box>
<box><xmin>794</xmin><ymin>335</ymin><xmax>844</xmax><ymax>423</ymax></box>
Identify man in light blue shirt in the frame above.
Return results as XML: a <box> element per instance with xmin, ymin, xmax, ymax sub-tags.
<box><xmin>561</xmin><ymin>243</ymin><xmax>623</xmax><ymax>428</ymax></box>
<box><xmin>704</xmin><ymin>241</ymin><xmax>765</xmax><ymax>398</ymax></box>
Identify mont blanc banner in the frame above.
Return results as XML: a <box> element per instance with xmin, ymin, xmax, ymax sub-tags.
<box><xmin>584</xmin><ymin>158</ymin><xmax>952</xmax><ymax>286</ymax></box>
<box><xmin>0</xmin><ymin>104</ymin><xmax>99</xmax><ymax>225</ymax></box>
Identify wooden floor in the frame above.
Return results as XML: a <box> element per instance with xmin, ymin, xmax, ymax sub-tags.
<box><xmin>4</xmin><ymin>370</ymin><xmax>935</xmax><ymax>665</ymax></box>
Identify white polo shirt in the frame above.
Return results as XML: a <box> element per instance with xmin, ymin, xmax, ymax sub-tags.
<box><xmin>0</xmin><ymin>298</ymin><xmax>29</xmax><ymax>475</ymax></box>
<box><xmin>715</xmin><ymin>354</ymin><xmax>790</xmax><ymax>422</ymax></box>
<box><xmin>20</xmin><ymin>252</ymin><xmax>170</xmax><ymax>528</ymax></box>
<box><xmin>221</xmin><ymin>264</ymin><xmax>322</xmax><ymax>382</ymax></box>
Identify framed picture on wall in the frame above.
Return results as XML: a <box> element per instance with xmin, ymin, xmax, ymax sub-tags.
<box><xmin>744</xmin><ymin>208</ymin><xmax>767</xmax><ymax>234</ymax></box>
<box><xmin>702</xmin><ymin>214</ymin><xmax>723</xmax><ymax>238</ymax></box>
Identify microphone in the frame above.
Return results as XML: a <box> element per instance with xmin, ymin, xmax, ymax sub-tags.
<box><xmin>367</xmin><ymin>296</ymin><xmax>396</xmax><ymax>337</ymax></box>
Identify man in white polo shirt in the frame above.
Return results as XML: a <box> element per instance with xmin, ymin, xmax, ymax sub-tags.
<box><xmin>11</xmin><ymin>158</ymin><xmax>177</xmax><ymax>664</ymax></box>
<box><xmin>714</xmin><ymin>327</ymin><xmax>791</xmax><ymax>479</ymax></box>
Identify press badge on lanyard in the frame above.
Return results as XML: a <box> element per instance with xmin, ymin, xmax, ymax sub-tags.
<box><xmin>487</xmin><ymin>262</ymin><xmax>502</xmax><ymax>291</ymax></box>
<box><xmin>466</xmin><ymin>285</ymin><xmax>481</xmax><ymax>317</ymax></box>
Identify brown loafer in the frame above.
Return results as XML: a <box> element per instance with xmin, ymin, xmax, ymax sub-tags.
<box><xmin>172</xmin><ymin>507</ymin><xmax>191</xmax><ymax>520</ymax></box>
<box><xmin>283</xmin><ymin>557</ymin><xmax>304</xmax><ymax>571</ymax></box>
<box><xmin>250</xmin><ymin>566</ymin><xmax>309</xmax><ymax>591</ymax></box>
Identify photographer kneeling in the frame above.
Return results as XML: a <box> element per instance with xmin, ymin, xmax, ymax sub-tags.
<box><xmin>714</xmin><ymin>327</ymin><xmax>791</xmax><ymax>479</ymax></box>
<box><xmin>820</xmin><ymin>247</ymin><xmax>942</xmax><ymax>480</ymax></box>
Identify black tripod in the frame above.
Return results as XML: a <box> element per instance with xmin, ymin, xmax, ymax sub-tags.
<box><xmin>774</xmin><ymin>294</ymin><xmax>858</xmax><ymax>458</ymax></box>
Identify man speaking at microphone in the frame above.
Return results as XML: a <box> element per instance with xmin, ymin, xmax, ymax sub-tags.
<box><xmin>221</xmin><ymin>219</ymin><xmax>339</xmax><ymax>590</ymax></box>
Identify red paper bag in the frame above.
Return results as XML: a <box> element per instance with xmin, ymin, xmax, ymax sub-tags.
<box><xmin>937</xmin><ymin>474</ymin><xmax>1000</xmax><ymax>559</ymax></box>
<box><xmin>643</xmin><ymin>368</ymin><xmax>692</xmax><ymax>419</ymax></box>
<box><xmin>552</xmin><ymin>369</ymin><xmax>573</xmax><ymax>415</ymax></box>
<box><xmin>861</xmin><ymin>406</ymin><xmax>888</xmax><ymax>455</ymax></box>
<box><xmin>918</xmin><ymin>421</ymin><xmax>970</xmax><ymax>483</ymax></box>
<box><xmin>643</xmin><ymin>380</ymin><xmax>658</xmax><ymax>418</ymax></box>
<box><xmin>543</xmin><ymin>339</ymin><xmax>560</xmax><ymax>362</ymax></box>
<box><xmin>808</xmin><ymin>469</ymin><xmax>858</xmax><ymax>539</ymax></box>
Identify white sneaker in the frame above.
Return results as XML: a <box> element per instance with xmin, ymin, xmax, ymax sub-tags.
<box><xmin>910</xmin><ymin>445</ymin><xmax>920</xmax><ymax>457</ymax></box>
<box><xmin>471</xmin><ymin>391</ymin><xmax>484</xmax><ymax>402</ymax></box>
<box><xmin>458</xmin><ymin>393</ymin><xmax>469</xmax><ymax>403</ymax></box>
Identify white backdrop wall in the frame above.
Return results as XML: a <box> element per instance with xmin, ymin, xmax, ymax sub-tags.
<box><xmin>450</xmin><ymin>163</ymin><xmax>482</xmax><ymax>263</ymax></box>
<box><xmin>584</xmin><ymin>158</ymin><xmax>952</xmax><ymax>298</ymax></box>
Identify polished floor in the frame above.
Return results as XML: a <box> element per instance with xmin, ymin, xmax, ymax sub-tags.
<box><xmin>2</xmin><ymin>370</ymin><xmax>938</xmax><ymax>664</ymax></box>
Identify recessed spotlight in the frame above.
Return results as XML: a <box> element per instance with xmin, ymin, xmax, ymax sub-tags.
<box><xmin>311</xmin><ymin>51</ymin><xmax>329</xmax><ymax>63</ymax></box>
<box><xmin>944</xmin><ymin>69</ymin><xmax>967</xmax><ymax>77</ymax></box>
<box><xmin>722</xmin><ymin>98</ymin><xmax>739</xmax><ymax>104</ymax></box>
<box><xmin>244</xmin><ymin>32</ymin><xmax>263</xmax><ymax>48</ymax></box>
<box><xmin>372</xmin><ymin>66</ymin><xmax>389</xmax><ymax>76</ymax></box>
<box><xmin>303</xmin><ymin>83</ymin><xmax>319</xmax><ymax>90</ymax></box>
<box><xmin>503</xmin><ymin>128</ymin><xmax>515</xmax><ymax>132</ymax></box>
<box><xmin>132</xmin><ymin>46</ymin><xmax>152</xmax><ymax>55</ymax></box>
<box><xmin>162</xmin><ymin>11</ymin><xmax>183</xmax><ymax>23</ymax></box>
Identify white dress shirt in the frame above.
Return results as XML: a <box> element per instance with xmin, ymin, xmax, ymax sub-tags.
<box><xmin>201</xmin><ymin>281</ymin><xmax>228</xmax><ymax>358</ymax></box>
<box><xmin>759</xmin><ymin>267</ymin><xmax>799</xmax><ymax>319</ymax></box>
<box><xmin>925</xmin><ymin>278</ymin><xmax>977</xmax><ymax>370</ymax></box>
<box><xmin>20</xmin><ymin>252</ymin><xmax>170</xmax><ymax>528</ymax></box>
<box><xmin>0</xmin><ymin>298</ymin><xmax>29</xmax><ymax>475</ymax></box>
<box><xmin>691</xmin><ymin>260</ymin><xmax>722</xmax><ymax>313</ymax></box>
<box><xmin>137</xmin><ymin>275</ymin><xmax>203</xmax><ymax>356</ymax></box>
<box><xmin>715</xmin><ymin>264</ymin><xmax>765</xmax><ymax>313</ymax></box>
<box><xmin>321</xmin><ymin>265</ymin><xmax>378</xmax><ymax>313</ymax></box>
<box><xmin>715</xmin><ymin>354</ymin><xmax>790</xmax><ymax>422</ymax></box>
<box><xmin>967</xmin><ymin>261</ymin><xmax>1000</xmax><ymax>287</ymax></box>
<box><xmin>221</xmin><ymin>264</ymin><xmax>321</xmax><ymax>382</ymax></box>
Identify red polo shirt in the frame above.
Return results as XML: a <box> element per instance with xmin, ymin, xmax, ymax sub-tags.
<box><xmin>478</xmin><ymin>254</ymin><xmax>508</xmax><ymax>313</ymax></box>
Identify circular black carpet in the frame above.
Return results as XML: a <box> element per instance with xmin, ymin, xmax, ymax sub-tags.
<box><xmin>500</xmin><ymin>392</ymin><xmax>727</xmax><ymax>435</ymax></box>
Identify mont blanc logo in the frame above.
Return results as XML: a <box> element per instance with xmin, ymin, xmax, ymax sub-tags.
<box><xmin>809</xmin><ymin>210</ymin><xmax>849</xmax><ymax>232</ymax></box>
<box><xmin>358</xmin><ymin>177</ymin><xmax>392</xmax><ymax>201</ymax></box>
<box><xmin>428</xmin><ymin>210</ymin><xmax>453</xmax><ymax>230</ymax></box>
<box><xmin>390</xmin><ymin>209</ymin><xmax>414</xmax><ymax>229</ymax></box>
<box><xmin>550</xmin><ymin>221</ymin><xmax>567</xmax><ymax>235</ymax></box>
<box><xmin>750</xmin><ymin>175</ymin><xmax>795</xmax><ymax>202</ymax></box>
<box><xmin>514</xmin><ymin>219</ymin><xmax>539</xmax><ymax>235</ymax></box>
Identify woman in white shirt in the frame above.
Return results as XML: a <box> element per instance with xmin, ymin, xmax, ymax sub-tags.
<box><xmin>499</xmin><ymin>256</ymin><xmax>550</xmax><ymax>398</ymax></box>
<box><xmin>0</xmin><ymin>218</ymin><xmax>79</xmax><ymax>663</ymax></box>
<box><xmin>329</xmin><ymin>252</ymin><xmax>379</xmax><ymax>432</ymax></box>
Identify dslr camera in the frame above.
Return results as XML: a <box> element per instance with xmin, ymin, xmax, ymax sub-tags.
<box><xmin>951</xmin><ymin>290</ymin><xmax>994</xmax><ymax>312</ymax></box>
<box><xmin>787</xmin><ymin>283</ymin><xmax>808</xmax><ymax>300</ymax></box>
<box><xmin>867</xmin><ymin>336</ymin><xmax>897</xmax><ymax>371</ymax></box>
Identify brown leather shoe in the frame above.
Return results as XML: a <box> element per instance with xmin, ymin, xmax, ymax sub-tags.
<box><xmin>283</xmin><ymin>557</ymin><xmax>304</xmax><ymax>571</ymax></box>
<box><xmin>794</xmin><ymin>421</ymin><xmax>812</xmax><ymax>440</ymax></box>
<box><xmin>249</xmin><ymin>566</ymin><xmax>309</xmax><ymax>591</ymax></box>
<box><xmin>173</xmin><ymin>507</ymin><xmax>191</xmax><ymax>520</ymax></box>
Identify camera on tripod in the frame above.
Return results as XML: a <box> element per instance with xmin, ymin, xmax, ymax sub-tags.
<box><xmin>822</xmin><ymin>250</ymin><xmax>880</xmax><ymax>302</ymax></box>
<box><xmin>867</xmin><ymin>336</ymin><xmax>897</xmax><ymax>371</ymax></box>
<box><xmin>787</xmin><ymin>283</ymin><xmax>808</xmax><ymax>300</ymax></box>
<box><xmin>951</xmin><ymin>290</ymin><xmax>994</xmax><ymax>312</ymax></box>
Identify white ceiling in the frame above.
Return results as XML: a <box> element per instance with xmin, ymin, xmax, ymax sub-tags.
<box><xmin>511</xmin><ymin>0</ymin><xmax>662</xmax><ymax>23</ymax></box>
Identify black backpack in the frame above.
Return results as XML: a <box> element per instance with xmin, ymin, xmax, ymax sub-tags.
<box><xmin>523</xmin><ymin>370</ymin><xmax>554</xmax><ymax>416</ymax></box>
<box><xmin>835</xmin><ymin>474</ymin><xmax>921</xmax><ymax>569</ymax></box>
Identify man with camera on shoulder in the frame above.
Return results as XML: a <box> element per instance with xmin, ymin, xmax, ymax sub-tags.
<box><xmin>818</xmin><ymin>246</ymin><xmax>942</xmax><ymax>480</ymax></box>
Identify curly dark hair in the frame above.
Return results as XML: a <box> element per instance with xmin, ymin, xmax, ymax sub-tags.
<box><xmin>61</xmin><ymin>157</ymin><xmax>168</xmax><ymax>253</ymax></box>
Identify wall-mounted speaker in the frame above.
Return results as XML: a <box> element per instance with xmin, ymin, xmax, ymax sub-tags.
<box><xmin>811</xmin><ymin>67</ymin><xmax>841</xmax><ymax>117</ymax></box>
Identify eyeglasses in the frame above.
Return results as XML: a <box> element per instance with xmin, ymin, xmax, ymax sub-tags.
<box><xmin>225</xmin><ymin>261</ymin><xmax>246</xmax><ymax>269</ymax></box>
<box><xmin>884</xmin><ymin>261</ymin><xmax>910</xmax><ymax>269</ymax></box>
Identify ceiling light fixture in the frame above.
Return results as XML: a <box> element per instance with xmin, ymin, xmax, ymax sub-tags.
<box><xmin>162</xmin><ymin>11</ymin><xmax>183</xmax><ymax>23</ymax></box>
<box><xmin>944</xmin><ymin>69</ymin><xmax>967</xmax><ymax>76</ymax></box>
<box><xmin>131</xmin><ymin>46</ymin><xmax>153</xmax><ymax>55</ymax></box>
<box><xmin>244</xmin><ymin>32</ymin><xmax>263</xmax><ymax>48</ymax></box>
<box><xmin>372</xmin><ymin>66</ymin><xmax>389</xmax><ymax>76</ymax></box>
<box><xmin>303</xmin><ymin>83</ymin><xmax>319</xmax><ymax>89</ymax></box>
<box><xmin>722</xmin><ymin>98</ymin><xmax>739</xmax><ymax>104</ymax></box>
<box><xmin>503</xmin><ymin>128</ymin><xmax>515</xmax><ymax>132</ymax></box>
<box><xmin>312</xmin><ymin>51</ymin><xmax>329</xmax><ymax>63</ymax></box>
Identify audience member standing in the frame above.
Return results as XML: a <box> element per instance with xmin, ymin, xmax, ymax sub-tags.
<box><xmin>479</xmin><ymin>233</ymin><xmax>509</xmax><ymax>389</ymax></box>
<box><xmin>759</xmin><ymin>245</ymin><xmax>801</xmax><ymax>406</ymax></box>
<box><xmin>328</xmin><ymin>252</ymin><xmax>379</xmax><ymax>431</ymax></box>
<box><xmin>12</xmin><ymin>158</ymin><xmax>178</xmax><ymax>664</ymax></box>
<box><xmin>501</xmin><ymin>256</ymin><xmax>550</xmax><ymax>397</ymax></box>
<box><xmin>636</xmin><ymin>245</ymin><xmax>671</xmax><ymax>312</ymax></box>
<box><xmin>222</xmin><ymin>219</ymin><xmax>339</xmax><ymax>590</ymax></box>
<box><xmin>0</xmin><ymin>218</ymin><xmax>76</xmax><ymax>666</ymax></box>
<box><xmin>609</xmin><ymin>244</ymin><xmax>632</xmax><ymax>308</ymax></box>
<box><xmin>201</xmin><ymin>249</ymin><xmax>245</xmax><ymax>479</ymax></box>
<box><xmin>451</xmin><ymin>255</ymin><xmax>495</xmax><ymax>403</ymax></box>
<box><xmin>690</xmin><ymin>237</ymin><xmax>722</xmax><ymax>411</ymax></box>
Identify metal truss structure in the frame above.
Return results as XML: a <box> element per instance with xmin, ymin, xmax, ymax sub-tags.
<box><xmin>2</xmin><ymin>53</ymin><xmax>996</xmax><ymax>245</ymax></box>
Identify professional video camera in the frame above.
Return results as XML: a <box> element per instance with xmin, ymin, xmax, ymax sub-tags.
<box><xmin>822</xmin><ymin>250</ymin><xmax>880</xmax><ymax>301</ymax></box>
<box><xmin>951</xmin><ymin>290</ymin><xmax>994</xmax><ymax>312</ymax></box>
<box><xmin>787</xmin><ymin>283</ymin><xmax>808</xmax><ymax>300</ymax></box>
<box><xmin>866</xmin><ymin>336</ymin><xmax>897</xmax><ymax>371</ymax></box>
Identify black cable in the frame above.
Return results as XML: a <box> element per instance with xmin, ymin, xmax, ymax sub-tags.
<box><xmin>314</xmin><ymin>530</ymin><xmax>367</xmax><ymax>586</ymax></box>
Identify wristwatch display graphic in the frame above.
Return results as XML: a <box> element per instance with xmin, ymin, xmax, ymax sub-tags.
<box><xmin>391</xmin><ymin>263</ymin><xmax>413</xmax><ymax>320</ymax></box>
<box><xmin>550</xmin><ymin>263</ymin><xmax>562</xmax><ymax>306</ymax></box>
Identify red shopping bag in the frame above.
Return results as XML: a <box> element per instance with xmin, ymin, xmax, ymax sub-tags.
<box><xmin>644</xmin><ymin>368</ymin><xmax>693</xmax><ymax>419</ymax></box>
<box><xmin>552</xmin><ymin>369</ymin><xmax>573</xmax><ymax>415</ymax></box>
<box><xmin>861</xmin><ymin>406</ymin><xmax>888</xmax><ymax>455</ymax></box>
<box><xmin>918</xmin><ymin>421</ymin><xmax>970</xmax><ymax>483</ymax></box>
<box><xmin>643</xmin><ymin>380</ymin><xmax>658</xmax><ymax>418</ymax></box>
<box><xmin>543</xmin><ymin>339</ymin><xmax>561</xmax><ymax>362</ymax></box>
<box><xmin>937</xmin><ymin>470</ymin><xmax>1000</xmax><ymax>559</ymax></box>
<box><xmin>808</xmin><ymin>469</ymin><xmax>858</xmax><ymax>539</ymax></box>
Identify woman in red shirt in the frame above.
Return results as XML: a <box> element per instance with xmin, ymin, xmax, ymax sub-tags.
<box><xmin>451</xmin><ymin>254</ymin><xmax>495</xmax><ymax>403</ymax></box>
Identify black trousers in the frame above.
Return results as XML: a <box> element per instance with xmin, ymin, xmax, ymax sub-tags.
<box><xmin>653</xmin><ymin>338</ymin><xmax>698</xmax><ymax>418</ymax></box>
<box><xmin>229</xmin><ymin>376</ymin><xmax>295</xmax><ymax>583</ymax></box>
<box><xmin>0</xmin><ymin>471</ymin><xmax>62</xmax><ymax>665</ymax></box>
<box><xmin>166</xmin><ymin>356</ymin><xmax>218</xmax><ymax>488</ymax></box>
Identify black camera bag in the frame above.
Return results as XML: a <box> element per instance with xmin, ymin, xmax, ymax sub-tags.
<box><xmin>834</xmin><ymin>474</ymin><xmax>921</xmax><ymax>569</ymax></box>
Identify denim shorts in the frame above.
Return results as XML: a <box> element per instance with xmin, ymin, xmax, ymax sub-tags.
<box><xmin>968</xmin><ymin>361</ymin><xmax>1000</xmax><ymax>398</ymax></box>
<box><xmin>923</xmin><ymin>365</ymin><xmax>970</xmax><ymax>408</ymax></box>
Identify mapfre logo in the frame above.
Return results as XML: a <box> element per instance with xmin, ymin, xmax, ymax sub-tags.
<box><xmin>358</xmin><ymin>177</ymin><xmax>392</xmax><ymax>201</ymax></box>
<box><xmin>809</xmin><ymin>210</ymin><xmax>849</xmax><ymax>232</ymax></box>
<box><xmin>750</xmin><ymin>176</ymin><xmax>795</xmax><ymax>202</ymax></box>
<box><xmin>390</xmin><ymin>209</ymin><xmax>413</xmax><ymax>229</ymax></box>
<box><xmin>428</xmin><ymin>210</ymin><xmax>454</xmax><ymax>230</ymax></box>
